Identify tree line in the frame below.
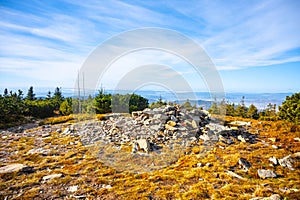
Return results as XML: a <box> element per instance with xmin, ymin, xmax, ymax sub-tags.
<box><xmin>208</xmin><ymin>94</ymin><xmax>299</xmax><ymax>124</ymax></box>
<box><xmin>0</xmin><ymin>87</ymin><xmax>149</xmax><ymax>127</ymax></box>
<box><xmin>0</xmin><ymin>86</ymin><xmax>298</xmax><ymax>128</ymax></box>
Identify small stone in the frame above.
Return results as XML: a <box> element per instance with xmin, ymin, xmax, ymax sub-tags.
<box><xmin>227</xmin><ymin>138</ymin><xmax>234</xmax><ymax>145</ymax></box>
<box><xmin>63</xmin><ymin>128</ymin><xmax>70</xmax><ymax>134</ymax></box>
<box><xmin>257</xmin><ymin>169</ymin><xmax>277</xmax><ymax>179</ymax></box>
<box><xmin>199</xmin><ymin>134</ymin><xmax>210</xmax><ymax>141</ymax></box>
<box><xmin>27</xmin><ymin>148</ymin><xmax>50</xmax><ymax>156</ymax></box>
<box><xmin>197</xmin><ymin>163</ymin><xmax>203</xmax><ymax>167</ymax></box>
<box><xmin>191</xmin><ymin>120</ymin><xmax>198</xmax><ymax>129</ymax></box>
<box><xmin>238</xmin><ymin>158</ymin><xmax>251</xmax><ymax>171</ymax></box>
<box><xmin>206</xmin><ymin>163</ymin><xmax>213</xmax><ymax>167</ymax></box>
<box><xmin>278</xmin><ymin>155</ymin><xmax>294</xmax><ymax>170</ymax></box>
<box><xmin>0</xmin><ymin>164</ymin><xmax>30</xmax><ymax>174</ymax></box>
<box><xmin>42</xmin><ymin>173</ymin><xmax>63</xmax><ymax>182</ymax></box>
<box><xmin>294</xmin><ymin>137</ymin><xmax>300</xmax><ymax>142</ymax></box>
<box><xmin>68</xmin><ymin>185</ymin><xmax>78</xmax><ymax>192</ymax></box>
<box><xmin>132</xmin><ymin>111</ymin><xmax>142</xmax><ymax>118</ymax></box>
<box><xmin>170</xmin><ymin>115</ymin><xmax>178</xmax><ymax>122</ymax></box>
<box><xmin>101</xmin><ymin>184</ymin><xmax>112</xmax><ymax>189</ymax></box>
<box><xmin>268</xmin><ymin>137</ymin><xmax>277</xmax><ymax>142</ymax></box>
<box><xmin>73</xmin><ymin>195</ymin><xmax>87</xmax><ymax>199</ymax></box>
<box><xmin>269</xmin><ymin>194</ymin><xmax>282</xmax><ymax>200</ymax></box>
<box><xmin>136</xmin><ymin>139</ymin><xmax>151</xmax><ymax>153</ymax></box>
<box><xmin>269</xmin><ymin>157</ymin><xmax>278</xmax><ymax>165</ymax></box>
<box><xmin>237</xmin><ymin>135</ymin><xmax>246</xmax><ymax>143</ymax></box>
<box><xmin>42</xmin><ymin>133</ymin><xmax>50</xmax><ymax>138</ymax></box>
<box><xmin>132</xmin><ymin>142</ymin><xmax>139</xmax><ymax>153</ymax></box>
<box><xmin>272</xmin><ymin>145</ymin><xmax>278</xmax><ymax>149</ymax></box>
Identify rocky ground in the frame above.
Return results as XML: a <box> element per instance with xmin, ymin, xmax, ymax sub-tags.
<box><xmin>0</xmin><ymin>106</ymin><xmax>299</xmax><ymax>199</ymax></box>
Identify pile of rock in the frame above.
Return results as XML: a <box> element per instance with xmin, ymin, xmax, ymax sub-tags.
<box><xmin>67</xmin><ymin>105</ymin><xmax>257</xmax><ymax>154</ymax></box>
<box><xmin>72</xmin><ymin>105</ymin><xmax>211</xmax><ymax>151</ymax></box>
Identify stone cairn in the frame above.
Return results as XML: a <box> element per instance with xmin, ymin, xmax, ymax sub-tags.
<box><xmin>66</xmin><ymin>105</ymin><xmax>255</xmax><ymax>153</ymax></box>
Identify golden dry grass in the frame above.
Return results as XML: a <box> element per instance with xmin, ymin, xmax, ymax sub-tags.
<box><xmin>0</xmin><ymin>116</ymin><xmax>299</xmax><ymax>199</ymax></box>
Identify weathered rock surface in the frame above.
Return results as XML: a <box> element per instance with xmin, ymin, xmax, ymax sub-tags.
<box><xmin>257</xmin><ymin>169</ymin><xmax>277</xmax><ymax>179</ymax></box>
<box><xmin>269</xmin><ymin>156</ymin><xmax>278</xmax><ymax>165</ymax></box>
<box><xmin>42</xmin><ymin>173</ymin><xmax>63</xmax><ymax>182</ymax></box>
<box><xmin>238</xmin><ymin>158</ymin><xmax>251</xmax><ymax>171</ymax></box>
<box><xmin>76</xmin><ymin>106</ymin><xmax>212</xmax><ymax>150</ymax></box>
<box><xmin>0</xmin><ymin>163</ymin><xmax>33</xmax><ymax>174</ymax></box>
<box><xmin>133</xmin><ymin>139</ymin><xmax>151</xmax><ymax>153</ymax></box>
<box><xmin>278</xmin><ymin>155</ymin><xmax>294</xmax><ymax>170</ymax></box>
<box><xmin>27</xmin><ymin>148</ymin><xmax>50</xmax><ymax>156</ymax></box>
<box><xmin>49</xmin><ymin>105</ymin><xmax>258</xmax><ymax>155</ymax></box>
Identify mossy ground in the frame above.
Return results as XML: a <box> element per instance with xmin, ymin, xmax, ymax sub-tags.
<box><xmin>0</xmin><ymin>116</ymin><xmax>299</xmax><ymax>199</ymax></box>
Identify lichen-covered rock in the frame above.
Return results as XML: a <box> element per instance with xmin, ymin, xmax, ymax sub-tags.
<box><xmin>257</xmin><ymin>169</ymin><xmax>277</xmax><ymax>179</ymax></box>
<box><xmin>278</xmin><ymin>155</ymin><xmax>294</xmax><ymax>170</ymax></box>
<box><xmin>0</xmin><ymin>163</ymin><xmax>32</xmax><ymax>174</ymax></box>
<box><xmin>42</xmin><ymin>173</ymin><xmax>63</xmax><ymax>182</ymax></box>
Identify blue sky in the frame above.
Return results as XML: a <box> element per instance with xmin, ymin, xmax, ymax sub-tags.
<box><xmin>0</xmin><ymin>0</ymin><xmax>300</xmax><ymax>93</ymax></box>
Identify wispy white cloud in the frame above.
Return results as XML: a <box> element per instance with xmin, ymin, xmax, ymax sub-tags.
<box><xmin>0</xmin><ymin>0</ymin><xmax>299</xmax><ymax>91</ymax></box>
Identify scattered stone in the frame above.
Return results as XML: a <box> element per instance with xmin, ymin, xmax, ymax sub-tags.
<box><xmin>41</xmin><ymin>133</ymin><xmax>50</xmax><ymax>138</ymax></box>
<box><xmin>257</xmin><ymin>169</ymin><xmax>277</xmax><ymax>179</ymax></box>
<box><xmin>278</xmin><ymin>155</ymin><xmax>294</xmax><ymax>170</ymax></box>
<box><xmin>0</xmin><ymin>164</ymin><xmax>33</xmax><ymax>174</ymax></box>
<box><xmin>272</xmin><ymin>145</ymin><xmax>278</xmax><ymax>149</ymax></box>
<box><xmin>237</xmin><ymin>135</ymin><xmax>246</xmax><ymax>143</ymax></box>
<box><xmin>101</xmin><ymin>184</ymin><xmax>112</xmax><ymax>189</ymax></box>
<box><xmin>197</xmin><ymin>163</ymin><xmax>203</xmax><ymax>167</ymax></box>
<box><xmin>294</xmin><ymin>137</ymin><xmax>300</xmax><ymax>142</ymax></box>
<box><xmin>134</xmin><ymin>139</ymin><xmax>151</xmax><ymax>153</ymax></box>
<box><xmin>269</xmin><ymin>194</ymin><xmax>282</xmax><ymax>200</ymax></box>
<box><xmin>27</xmin><ymin>148</ymin><xmax>50</xmax><ymax>156</ymax></box>
<box><xmin>191</xmin><ymin>120</ymin><xmax>198</xmax><ymax>129</ymax></box>
<box><xmin>73</xmin><ymin>195</ymin><xmax>87</xmax><ymax>199</ymax></box>
<box><xmin>42</xmin><ymin>173</ymin><xmax>63</xmax><ymax>182</ymax></box>
<box><xmin>199</xmin><ymin>134</ymin><xmax>210</xmax><ymax>141</ymax></box>
<box><xmin>238</xmin><ymin>158</ymin><xmax>251</xmax><ymax>171</ymax></box>
<box><xmin>132</xmin><ymin>142</ymin><xmax>139</xmax><ymax>153</ymax></box>
<box><xmin>226</xmin><ymin>170</ymin><xmax>246</xmax><ymax>180</ymax></box>
<box><xmin>63</xmin><ymin>128</ymin><xmax>70</xmax><ymax>134</ymax></box>
<box><xmin>68</xmin><ymin>185</ymin><xmax>78</xmax><ymax>192</ymax></box>
<box><xmin>205</xmin><ymin>163</ymin><xmax>213</xmax><ymax>167</ymax></box>
<box><xmin>269</xmin><ymin>157</ymin><xmax>278</xmax><ymax>165</ymax></box>
<box><xmin>170</xmin><ymin>115</ymin><xmax>178</xmax><ymax>122</ymax></box>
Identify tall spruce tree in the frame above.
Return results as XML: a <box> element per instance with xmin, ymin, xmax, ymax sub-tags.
<box><xmin>26</xmin><ymin>86</ymin><xmax>36</xmax><ymax>100</ymax></box>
